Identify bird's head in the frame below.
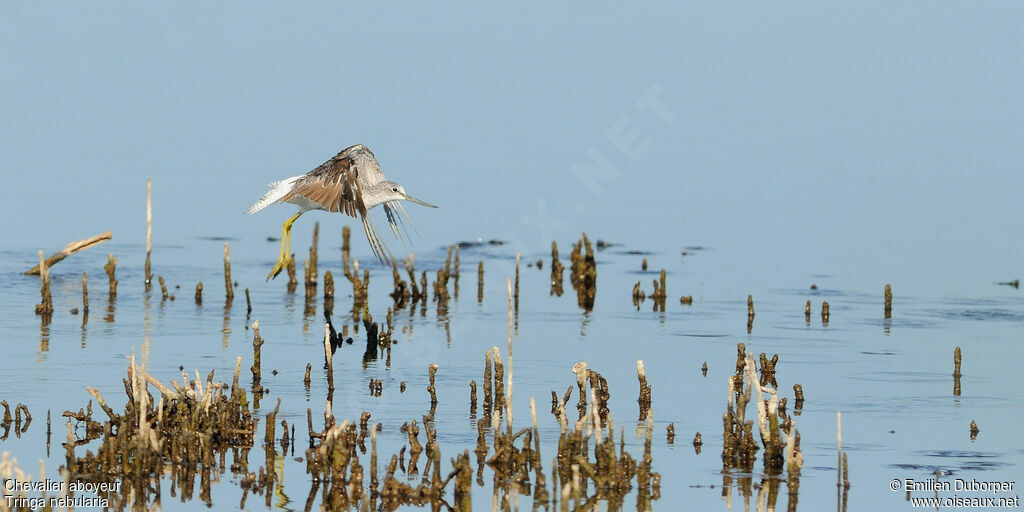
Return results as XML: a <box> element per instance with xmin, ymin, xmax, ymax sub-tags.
<box><xmin>368</xmin><ymin>181</ymin><xmax>437</xmax><ymax>209</ymax></box>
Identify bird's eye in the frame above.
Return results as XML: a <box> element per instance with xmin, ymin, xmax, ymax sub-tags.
<box><xmin>391</xmin><ymin>187</ymin><xmax>398</xmax><ymax>192</ymax></box>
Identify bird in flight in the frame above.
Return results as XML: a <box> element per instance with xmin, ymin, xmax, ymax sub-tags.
<box><xmin>247</xmin><ymin>144</ymin><xmax>437</xmax><ymax>280</ymax></box>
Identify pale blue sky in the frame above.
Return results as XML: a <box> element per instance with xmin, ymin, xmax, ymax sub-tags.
<box><xmin>3</xmin><ymin>2</ymin><xmax>1021</xmax><ymax>285</ymax></box>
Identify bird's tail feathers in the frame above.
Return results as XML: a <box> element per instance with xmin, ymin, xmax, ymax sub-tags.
<box><xmin>245</xmin><ymin>176</ymin><xmax>302</xmax><ymax>214</ymax></box>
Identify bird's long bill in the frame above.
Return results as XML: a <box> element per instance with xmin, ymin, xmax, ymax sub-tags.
<box><xmin>401</xmin><ymin>193</ymin><xmax>437</xmax><ymax>208</ymax></box>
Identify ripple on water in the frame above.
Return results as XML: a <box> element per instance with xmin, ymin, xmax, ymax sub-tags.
<box><xmin>844</xmin><ymin>371</ymin><xmax>950</xmax><ymax>384</ymax></box>
<box><xmin>893</xmin><ymin>451</ymin><xmax>1012</xmax><ymax>472</ymax></box>
<box><xmin>850</xmin><ymin>317</ymin><xmax>942</xmax><ymax>329</ymax></box>
<box><xmin>670</xmin><ymin>331</ymin><xmax>729</xmax><ymax>338</ymax></box>
<box><xmin>935</xmin><ymin>308</ymin><xmax>1024</xmax><ymax>322</ymax></box>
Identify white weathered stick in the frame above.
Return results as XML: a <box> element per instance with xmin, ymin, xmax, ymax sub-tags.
<box><xmin>25</xmin><ymin>231</ymin><xmax>112</xmax><ymax>275</ymax></box>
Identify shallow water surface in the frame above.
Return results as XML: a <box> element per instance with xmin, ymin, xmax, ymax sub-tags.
<box><xmin>1</xmin><ymin>225</ymin><xmax>1021</xmax><ymax>510</ymax></box>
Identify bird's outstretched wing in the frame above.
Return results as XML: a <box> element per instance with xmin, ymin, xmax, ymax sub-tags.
<box><xmin>281</xmin><ymin>151</ymin><xmax>366</xmax><ymax>217</ymax></box>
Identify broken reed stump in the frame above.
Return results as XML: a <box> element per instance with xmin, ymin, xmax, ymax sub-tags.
<box><xmin>747</xmin><ymin>294</ymin><xmax>755</xmax><ymax>328</ymax></box>
<box><xmin>759</xmin><ymin>352</ymin><xmax>779</xmax><ymax>388</ymax></box>
<box><xmin>345</xmin><ymin>259</ymin><xmax>371</xmax><ymax>314</ymax></box>
<box><xmin>323</xmin><ymin>323</ymin><xmax>335</xmax><ymax>393</ymax></box>
<box><xmin>469</xmin><ymin>381</ymin><xmax>477</xmax><ymax>415</ymax></box>
<box><xmin>251</xmin><ymin>320</ymin><xmax>264</xmax><ymax>395</ymax></box>
<box><xmin>637</xmin><ymin>360</ymin><xmax>652</xmax><ymax>421</ymax></box>
<box><xmin>323</xmin><ymin>270</ymin><xmax>335</xmax><ymax>315</ymax></box>
<box><xmin>953</xmin><ymin>346</ymin><xmax>962</xmax><ymax>396</ymax></box>
<box><xmin>651</xmin><ymin>269</ymin><xmax>667</xmax><ymax>312</ymax></box>
<box><xmin>64</xmin><ymin>358</ymin><xmax>258</xmax><ymax>509</ymax></box>
<box><xmin>399</xmin><ymin>255</ymin><xmax>426</xmax><ymax>306</ymax></box>
<box><xmin>307</xmin><ymin>221</ymin><xmax>319</xmax><ymax>288</ymax></box>
<box><xmin>513</xmin><ymin>252</ymin><xmax>521</xmax><ymax>313</ymax></box>
<box><xmin>569</xmin><ymin>233</ymin><xmax>597</xmax><ymax>311</ymax></box>
<box><xmin>884</xmin><ymin>283</ymin><xmax>893</xmax><ymax>318</ymax></box>
<box><xmin>483</xmin><ymin>349</ymin><xmax>493</xmax><ymax>415</ymax></box>
<box><xmin>793</xmin><ymin>384</ymin><xmax>805</xmax><ymax>410</ymax></box>
<box><xmin>341</xmin><ymin>225</ymin><xmax>351</xmax><ymax>273</ymax></box>
<box><xmin>427</xmin><ymin>364</ymin><xmax>439</xmax><ymax>406</ymax></box>
<box><xmin>432</xmin><ymin>246</ymin><xmax>454</xmax><ymax>308</ymax></box>
<box><xmin>303</xmin><ymin>349</ymin><xmax>662</xmax><ymax>510</ymax></box>
<box><xmin>804</xmin><ymin>300</ymin><xmax>811</xmax><ymax>323</ymax></box>
<box><xmin>286</xmin><ymin>253</ymin><xmax>297</xmax><ymax>291</ymax></box>
<box><xmin>324</xmin><ymin>270</ymin><xmax>335</xmax><ymax>299</ymax></box>
<box><xmin>550</xmin><ymin>241</ymin><xmax>564</xmax><ymax>297</ymax></box>
<box><xmin>492</xmin><ymin>347</ymin><xmax>505</xmax><ymax>416</ymax></box>
<box><xmin>104</xmin><ymin>254</ymin><xmax>118</xmax><ymax>297</ymax></box>
<box><xmin>25</xmin><ymin>231</ymin><xmax>113</xmax><ymax>275</ymax></box>
<box><xmin>642</xmin><ymin>257</ymin><xmax>648</xmax><ymax>271</ymax></box>
<box><xmin>158</xmin><ymin>276</ymin><xmax>168</xmax><ymax>301</ymax></box>
<box><xmin>81</xmin><ymin>272</ymin><xmax>89</xmax><ymax>314</ymax></box>
<box><xmin>477</xmin><ymin>261</ymin><xmax>484</xmax><ymax>303</ymax></box>
<box><xmin>632</xmin><ymin>281</ymin><xmax>646</xmax><ymax>308</ymax></box>
<box><xmin>721</xmin><ymin>346</ymin><xmax>804</xmax><ymax>478</ymax></box>
<box><xmin>245</xmin><ymin>288</ymin><xmax>252</xmax><ymax>315</ymax></box>
<box><xmin>453</xmin><ymin>244</ymin><xmax>460</xmax><ymax>300</ymax></box>
<box><xmin>572</xmin><ymin>361</ymin><xmax>588</xmax><ymax>420</ymax></box>
<box><xmin>194</xmin><ymin>282</ymin><xmax>203</xmax><ymax>304</ymax></box>
<box><xmin>224</xmin><ymin>243</ymin><xmax>234</xmax><ymax>303</ymax></box>
<box><xmin>505</xmin><ymin>278</ymin><xmax>515</xmax><ymax>430</ymax></box>
<box><xmin>145</xmin><ymin>179</ymin><xmax>153</xmax><ymax>289</ymax></box>
<box><xmin>970</xmin><ymin>420</ymin><xmax>979</xmax><ymax>440</ymax></box>
<box><xmin>821</xmin><ymin>301</ymin><xmax>830</xmax><ymax>323</ymax></box>
<box><xmin>34</xmin><ymin>250</ymin><xmax>53</xmax><ymax>317</ymax></box>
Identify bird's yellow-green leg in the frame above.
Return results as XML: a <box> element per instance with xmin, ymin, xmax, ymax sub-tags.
<box><xmin>267</xmin><ymin>211</ymin><xmax>303</xmax><ymax>280</ymax></box>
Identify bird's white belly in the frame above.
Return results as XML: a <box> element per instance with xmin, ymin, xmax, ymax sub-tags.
<box><xmin>286</xmin><ymin>195</ymin><xmax>329</xmax><ymax>212</ymax></box>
